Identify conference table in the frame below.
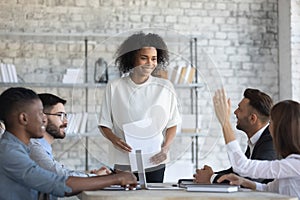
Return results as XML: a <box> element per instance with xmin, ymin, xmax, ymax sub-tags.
<box><xmin>78</xmin><ymin>183</ymin><xmax>298</xmax><ymax>200</ymax></box>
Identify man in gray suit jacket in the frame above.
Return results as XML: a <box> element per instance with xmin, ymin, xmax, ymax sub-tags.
<box><xmin>194</xmin><ymin>88</ymin><xmax>276</xmax><ymax>184</ymax></box>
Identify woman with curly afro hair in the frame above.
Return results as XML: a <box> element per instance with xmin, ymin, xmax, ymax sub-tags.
<box><xmin>98</xmin><ymin>32</ymin><xmax>181</xmax><ymax>183</ymax></box>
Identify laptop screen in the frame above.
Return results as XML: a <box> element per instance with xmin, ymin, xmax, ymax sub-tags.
<box><xmin>136</xmin><ymin>149</ymin><xmax>147</xmax><ymax>189</ymax></box>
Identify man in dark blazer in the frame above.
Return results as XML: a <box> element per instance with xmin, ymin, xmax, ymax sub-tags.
<box><xmin>194</xmin><ymin>88</ymin><xmax>276</xmax><ymax>184</ymax></box>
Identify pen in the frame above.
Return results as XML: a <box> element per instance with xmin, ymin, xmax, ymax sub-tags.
<box><xmin>109</xmin><ymin>167</ymin><xmax>117</xmax><ymax>174</ymax></box>
<box><xmin>99</xmin><ymin>161</ymin><xmax>117</xmax><ymax>174</ymax></box>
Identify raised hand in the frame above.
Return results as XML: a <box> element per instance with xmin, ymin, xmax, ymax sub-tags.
<box><xmin>213</xmin><ymin>88</ymin><xmax>231</xmax><ymax>126</ymax></box>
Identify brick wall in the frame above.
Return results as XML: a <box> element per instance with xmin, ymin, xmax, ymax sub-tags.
<box><xmin>292</xmin><ymin>0</ymin><xmax>300</xmax><ymax>102</ymax></box>
<box><xmin>0</xmin><ymin>0</ymin><xmax>297</xmax><ymax>178</ymax></box>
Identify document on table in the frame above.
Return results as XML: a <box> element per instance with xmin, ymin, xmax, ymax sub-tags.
<box><xmin>123</xmin><ymin>118</ymin><xmax>164</xmax><ymax>171</ymax></box>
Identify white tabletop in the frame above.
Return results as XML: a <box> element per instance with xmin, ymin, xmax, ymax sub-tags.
<box><xmin>78</xmin><ymin>183</ymin><xmax>297</xmax><ymax>200</ymax></box>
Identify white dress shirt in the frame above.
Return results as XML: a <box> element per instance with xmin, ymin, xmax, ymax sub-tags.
<box><xmin>247</xmin><ymin>124</ymin><xmax>268</xmax><ymax>158</ymax></box>
<box><xmin>227</xmin><ymin>140</ymin><xmax>300</xmax><ymax>198</ymax></box>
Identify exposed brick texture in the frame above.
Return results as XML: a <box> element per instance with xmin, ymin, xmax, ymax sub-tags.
<box><xmin>0</xmin><ymin>0</ymin><xmax>299</xmax><ymax>184</ymax></box>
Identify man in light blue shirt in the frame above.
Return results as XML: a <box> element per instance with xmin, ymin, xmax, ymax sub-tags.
<box><xmin>30</xmin><ymin>93</ymin><xmax>107</xmax><ymax>179</ymax></box>
<box><xmin>0</xmin><ymin>131</ymin><xmax>72</xmax><ymax>199</ymax></box>
<box><xmin>0</xmin><ymin>87</ymin><xmax>137</xmax><ymax>200</ymax></box>
<box><xmin>0</xmin><ymin>87</ymin><xmax>71</xmax><ymax>199</ymax></box>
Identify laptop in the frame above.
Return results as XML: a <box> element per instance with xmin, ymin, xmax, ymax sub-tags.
<box><xmin>135</xmin><ymin>150</ymin><xmax>182</xmax><ymax>190</ymax></box>
<box><xmin>102</xmin><ymin>150</ymin><xmax>181</xmax><ymax>191</ymax></box>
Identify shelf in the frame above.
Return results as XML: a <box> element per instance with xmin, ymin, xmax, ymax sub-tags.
<box><xmin>0</xmin><ymin>82</ymin><xmax>106</xmax><ymax>88</ymax></box>
<box><xmin>0</xmin><ymin>31</ymin><xmax>194</xmax><ymax>46</ymax></box>
<box><xmin>0</xmin><ymin>82</ymin><xmax>205</xmax><ymax>89</ymax></box>
<box><xmin>174</xmin><ymin>83</ymin><xmax>205</xmax><ymax>89</ymax></box>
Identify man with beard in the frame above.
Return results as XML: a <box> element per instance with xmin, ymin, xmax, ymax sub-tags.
<box><xmin>30</xmin><ymin>93</ymin><xmax>108</xmax><ymax>178</ymax></box>
<box><xmin>193</xmin><ymin>88</ymin><xmax>277</xmax><ymax>184</ymax></box>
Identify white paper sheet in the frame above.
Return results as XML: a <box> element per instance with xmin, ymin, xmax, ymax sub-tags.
<box><xmin>123</xmin><ymin>118</ymin><xmax>164</xmax><ymax>171</ymax></box>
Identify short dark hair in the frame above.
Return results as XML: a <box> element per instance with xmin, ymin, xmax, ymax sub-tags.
<box><xmin>115</xmin><ymin>32</ymin><xmax>169</xmax><ymax>74</ymax></box>
<box><xmin>38</xmin><ymin>93</ymin><xmax>66</xmax><ymax>111</ymax></box>
<box><xmin>271</xmin><ymin>100</ymin><xmax>300</xmax><ymax>158</ymax></box>
<box><xmin>0</xmin><ymin>87</ymin><xmax>39</xmax><ymax>125</ymax></box>
<box><xmin>244</xmin><ymin>88</ymin><xmax>273</xmax><ymax>122</ymax></box>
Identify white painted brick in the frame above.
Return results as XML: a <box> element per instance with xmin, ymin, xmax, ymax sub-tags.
<box><xmin>204</xmin><ymin>2</ymin><xmax>215</xmax><ymax>10</ymax></box>
<box><xmin>153</xmin><ymin>15</ymin><xmax>164</xmax><ymax>23</ymax></box>
<box><xmin>88</xmin><ymin>0</ymin><xmax>100</xmax><ymax>7</ymax></box>
<box><xmin>225</xmin><ymin>47</ymin><xmax>237</xmax><ymax>54</ymax></box>
<box><xmin>75</xmin><ymin>0</ymin><xmax>87</xmax><ymax>6</ymax></box>
<box><xmin>216</xmin><ymin>3</ymin><xmax>226</xmax><ymax>10</ymax></box>
<box><xmin>185</xmin><ymin>9</ymin><xmax>208</xmax><ymax>16</ymax></box>
<box><xmin>166</xmin><ymin>16</ymin><xmax>177</xmax><ymax>23</ymax></box>
<box><xmin>208</xmin><ymin>10</ymin><xmax>231</xmax><ymax>17</ymax></box>
<box><xmin>227</xmin><ymin>32</ymin><xmax>238</xmax><ymax>40</ymax></box>
<box><xmin>214</xmin><ymin>17</ymin><xmax>225</xmax><ymax>24</ymax></box>
<box><xmin>229</xmin><ymin>55</ymin><xmax>251</xmax><ymax>62</ymax></box>
<box><xmin>191</xmin><ymin>2</ymin><xmax>203</xmax><ymax>9</ymax></box>
<box><xmin>178</xmin><ymin>16</ymin><xmax>189</xmax><ymax>24</ymax></box>
<box><xmin>239</xmin><ymin>3</ymin><xmax>250</xmax><ymax>11</ymax></box>
<box><xmin>180</xmin><ymin>1</ymin><xmax>191</xmax><ymax>8</ymax></box>
<box><xmin>251</xmin><ymin>3</ymin><xmax>262</xmax><ymax>11</ymax></box>
<box><xmin>215</xmin><ymin>32</ymin><xmax>227</xmax><ymax>39</ymax></box>
<box><xmin>209</xmin><ymin>39</ymin><xmax>231</xmax><ymax>46</ymax></box>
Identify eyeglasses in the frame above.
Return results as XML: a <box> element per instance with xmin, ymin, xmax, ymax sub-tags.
<box><xmin>44</xmin><ymin>112</ymin><xmax>68</xmax><ymax>121</ymax></box>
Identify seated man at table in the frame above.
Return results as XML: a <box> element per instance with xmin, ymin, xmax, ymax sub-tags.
<box><xmin>30</xmin><ymin>93</ymin><xmax>108</xmax><ymax>177</ymax></box>
<box><xmin>193</xmin><ymin>88</ymin><xmax>276</xmax><ymax>184</ymax></box>
<box><xmin>0</xmin><ymin>87</ymin><xmax>137</xmax><ymax>200</ymax></box>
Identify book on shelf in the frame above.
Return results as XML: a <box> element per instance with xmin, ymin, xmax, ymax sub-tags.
<box><xmin>180</xmin><ymin>114</ymin><xmax>202</xmax><ymax>133</ymax></box>
<box><xmin>62</xmin><ymin>68</ymin><xmax>84</xmax><ymax>84</ymax></box>
<box><xmin>178</xmin><ymin>66</ymin><xmax>188</xmax><ymax>84</ymax></box>
<box><xmin>79</xmin><ymin>112</ymin><xmax>88</xmax><ymax>134</ymax></box>
<box><xmin>72</xmin><ymin>113</ymin><xmax>83</xmax><ymax>134</ymax></box>
<box><xmin>170</xmin><ymin>65</ymin><xmax>183</xmax><ymax>84</ymax></box>
<box><xmin>186</xmin><ymin>66</ymin><xmax>196</xmax><ymax>84</ymax></box>
<box><xmin>169</xmin><ymin>65</ymin><xmax>196</xmax><ymax>84</ymax></box>
<box><xmin>65</xmin><ymin>113</ymin><xmax>75</xmax><ymax>134</ymax></box>
<box><xmin>65</xmin><ymin>112</ymin><xmax>89</xmax><ymax>135</ymax></box>
<box><xmin>0</xmin><ymin>63</ymin><xmax>18</xmax><ymax>83</ymax></box>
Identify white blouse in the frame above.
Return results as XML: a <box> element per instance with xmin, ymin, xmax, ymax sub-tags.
<box><xmin>99</xmin><ymin>75</ymin><xmax>181</xmax><ymax>166</ymax></box>
<box><xmin>227</xmin><ymin>140</ymin><xmax>300</xmax><ymax>198</ymax></box>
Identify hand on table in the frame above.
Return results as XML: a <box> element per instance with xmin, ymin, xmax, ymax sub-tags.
<box><xmin>193</xmin><ymin>165</ymin><xmax>214</xmax><ymax>184</ymax></box>
<box><xmin>116</xmin><ymin>171</ymin><xmax>138</xmax><ymax>190</ymax></box>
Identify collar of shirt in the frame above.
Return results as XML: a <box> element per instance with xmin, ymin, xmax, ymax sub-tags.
<box><xmin>247</xmin><ymin>123</ymin><xmax>269</xmax><ymax>156</ymax></box>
